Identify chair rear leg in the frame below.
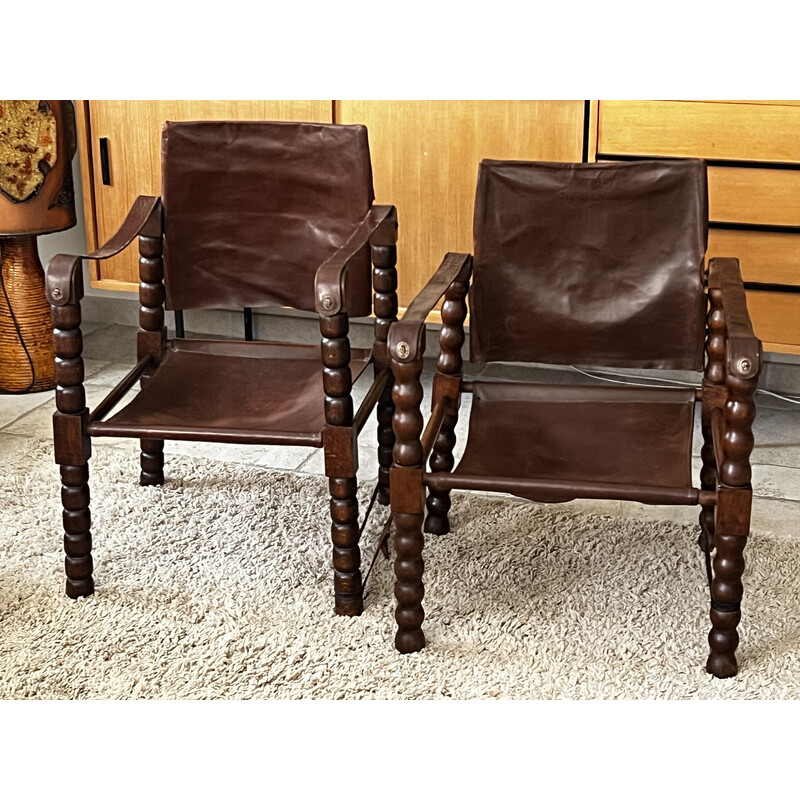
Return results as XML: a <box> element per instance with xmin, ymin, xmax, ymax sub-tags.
<box><xmin>376</xmin><ymin>382</ymin><xmax>394</xmax><ymax>506</ymax></box>
<box><xmin>424</xmin><ymin>271</ymin><xmax>468</xmax><ymax>536</ymax></box>
<box><xmin>140</xmin><ymin>438</ymin><xmax>165</xmax><ymax>486</ymax></box>
<box><xmin>698</xmin><ymin>413</ymin><xmax>717</xmax><ymax>555</ymax></box>
<box><xmin>371</xmin><ymin>224</ymin><xmax>398</xmax><ymax>508</ymax></box>
<box><xmin>425</xmin><ymin>414</ymin><xmax>457</xmax><ymax>535</ymax></box>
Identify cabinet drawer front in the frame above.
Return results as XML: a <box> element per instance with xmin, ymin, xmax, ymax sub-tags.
<box><xmin>745</xmin><ymin>291</ymin><xmax>800</xmax><ymax>350</ymax></box>
<box><xmin>709</xmin><ymin>166</ymin><xmax>800</xmax><ymax>226</ymax></box>
<box><xmin>598</xmin><ymin>101</ymin><xmax>800</xmax><ymax>163</ymax></box>
<box><xmin>707</xmin><ymin>229</ymin><xmax>800</xmax><ymax>286</ymax></box>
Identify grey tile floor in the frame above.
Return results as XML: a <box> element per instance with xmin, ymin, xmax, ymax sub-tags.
<box><xmin>1</xmin><ymin>322</ymin><xmax>799</xmax><ymax>539</ymax></box>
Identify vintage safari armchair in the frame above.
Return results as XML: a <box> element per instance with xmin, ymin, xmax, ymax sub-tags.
<box><xmin>46</xmin><ymin>120</ymin><xmax>398</xmax><ymax>617</ymax></box>
<box><xmin>388</xmin><ymin>158</ymin><xmax>761</xmax><ymax>678</ymax></box>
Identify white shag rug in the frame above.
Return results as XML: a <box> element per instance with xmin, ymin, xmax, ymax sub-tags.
<box><xmin>2</xmin><ymin>437</ymin><xmax>799</xmax><ymax>700</ymax></box>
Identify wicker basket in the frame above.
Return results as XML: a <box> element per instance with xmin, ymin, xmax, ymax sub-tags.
<box><xmin>0</xmin><ymin>235</ymin><xmax>56</xmax><ymax>393</ymax></box>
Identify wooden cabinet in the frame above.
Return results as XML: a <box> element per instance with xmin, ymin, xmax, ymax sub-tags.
<box><xmin>593</xmin><ymin>100</ymin><xmax>800</xmax><ymax>355</ymax></box>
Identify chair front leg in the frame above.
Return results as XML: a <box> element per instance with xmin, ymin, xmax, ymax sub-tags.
<box><xmin>391</xmin><ymin>347</ymin><xmax>426</xmax><ymax>653</ymax></box>
<box><xmin>321</xmin><ymin>312</ymin><xmax>363</xmax><ymax>616</ymax></box>
<box><xmin>425</xmin><ymin>274</ymin><xmax>468</xmax><ymax>535</ymax></box>
<box><xmin>707</xmin><ymin>368</ymin><xmax>757</xmax><ymax>678</ymax></box>
<box><xmin>51</xmin><ymin>300</ymin><xmax>93</xmax><ymax>598</ymax></box>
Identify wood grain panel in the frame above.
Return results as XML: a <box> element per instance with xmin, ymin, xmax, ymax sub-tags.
<box><xmin>709</xmin><ymin>166</ymin><xmax>800</xmax><ymax>226</ymax></box>
<box><xmin>336</xmin><ymin>100</ymin><xmax>586</xmax><ymax>309</ymax></box>
<box><xmin>86</xmin><ymin>101</ymin><xmax>332</xmax><ymax>288</ymax></box>
<box><xmin>708</xmin><ymin>229</ymin><xmax>800</xmax><ymax>286</ymax></box>
<box><xmin>597</xmin><ymin>100</ymin><xmax>800</xmax><ymax>163</ymax></box>
<box><xmin>744</xmin><ymin>291</ymin><xmax>800</xmax><ymax>353</ymax></box>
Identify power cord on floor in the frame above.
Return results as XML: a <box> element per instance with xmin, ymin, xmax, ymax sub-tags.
<box><xmin>570</xmin><ymin>366</ymin><xmax>800</xmax><ymax>407</ymax></box>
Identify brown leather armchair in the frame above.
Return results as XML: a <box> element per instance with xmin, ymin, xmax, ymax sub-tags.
<box><xmin>388</xmin><ymin>158</ymin><xmax>761</xmax><ymax>678</ymax></box>
<box><xmin>46</xmin><ymin>120</ymin><xmax>398</xmax><ymax>617</ymax></box>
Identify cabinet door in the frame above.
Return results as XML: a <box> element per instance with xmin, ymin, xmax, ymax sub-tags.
<box><xmin>597</xmin><ymin>100</ymin><xmax>800</xmax><ymax>162</ymax></box>
<box><xmin>336</xmin><ymin>100</ymin><xmax>586</xmax><ymax>311</ymax></box>
<box><xmin>85</xmin><ymin>100</ymin><xmax>333</xmax><ymax>288</ymax></box>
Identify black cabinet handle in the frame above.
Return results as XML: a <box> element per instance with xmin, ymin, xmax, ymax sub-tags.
<box><xmin>99</xmin><ymin>137</ymin><xmax>111</xmax><ymax>185</ymax></box>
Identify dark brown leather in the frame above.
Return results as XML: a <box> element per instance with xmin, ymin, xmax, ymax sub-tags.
<box><xmin>470</xmin><ymin>159</ymin><xmax>708</xmax><ymax>370</ymax></box>
<box><xmin>161</xmin><ymin>121</ymin><xmax>374</xmax><ymax>315</ymax></box>
<box><xmin>90</xmin><ymin>195</ymin><xmax>162</xmax><ymax>259</ymax></box>
<box><xmin>316</xmin><ymin>204</ymin><xmax>395</xmax><ymax>315</ymax></box>
<box><xmin>388</xmin><ymin>252</ymin><xmax>472</xmax><ymax>363</ymax></box>
<box><xmin>708</xmin><ymin>257</ymin><xmax>762</xmax><ymax>380</ymax></box>
<box><xmin>444</xmin><ymin>380</ymin><xmax>697</xmax><ymax>503</ymax></box>
<box><xmin>46</xmin><ymin>196</ymin><xmax>161</xmax><ymax>306</ymax></box>
<box><xmin>92</xmin><ymin>339</ymin><xmax>372</xmax><ymax>445</ymax></box>
<box><xmin>45</xmin><ymin>254</ymin><xmax>83</xmax><ymax>306</ymax></box>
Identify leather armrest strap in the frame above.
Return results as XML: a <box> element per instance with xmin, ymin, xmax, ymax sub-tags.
<box><xmin>46</xmin><ymin>195</ymin><xmax>161</xmax><ymax>306</ymax></box>
<box><xmin>388</xmin><ymin>252</ymin><xmax>472</xmax><ymax>363</ymax></box>
<box><xmin>315</xmin><ymin>204</ymin><xmax>397</xmax><ymax>316</ymax></box>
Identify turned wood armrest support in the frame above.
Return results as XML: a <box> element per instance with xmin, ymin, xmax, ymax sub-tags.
<box><xmin>315</xmin><ymin>205</ymin><xmax>397</xmax><ymax>316</ymax></box>
<box><xmin>46</xmin><ymin>195</ymin><xmax>162</xmax><ymax>308</ymax></box>
<box><xmin>388</xmin><ymin>252</ymin><xmax>472</xmax><ymax>364</ymax></box>
<box><xmin>707</xmin><ymin>257</ymin><xmax>763</xmax><ymax>381</ymax></box>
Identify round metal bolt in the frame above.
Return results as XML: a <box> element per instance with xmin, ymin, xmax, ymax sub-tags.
<box><xmin>52</xmin><ymin>287</ymin><xmax>62</xmax><ymax>300</ymax></box>
<box><xmin>737</xmin><ymin>357</ymin><xmax>753</xmax><ymax>375</ymax></box>
<box><xmin>396</xmin><ymin>341</ymin><xmax>410</xmax><ymax>359</ymax></box>
<box><xmin>321</xmin><ymin>295</ymin><xmax>334</xmax><ymax>311</ymax></box>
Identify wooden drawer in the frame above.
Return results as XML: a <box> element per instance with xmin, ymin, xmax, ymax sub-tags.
<box><xmin>597</xmin><ymin>100</ymin><xmax>800</xmax><ymax>163</ymax></box>
<box><xmin>708</xmin><ymin>166</ymin><xmax>800</xmax><ymax>226</ymax></box>
<box><xmin>744</xmin><ymin>291</ymin><xmax>800</xmax><ymax>352</ymax></box>
<box><xmin>708</xmin><ymin>229</ymin><xmax>800</xmax><ymax>286</ymax></box>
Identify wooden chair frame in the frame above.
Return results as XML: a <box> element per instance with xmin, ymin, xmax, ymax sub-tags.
<box><xmin>46</xmin><ymin>195</ymin><xmax>398</xmax><ymax>617</ymax></box>
<box><xmin>388</xmin><ymin>253</ymin><xmax>761</xmax><ymax>678</ymax></box>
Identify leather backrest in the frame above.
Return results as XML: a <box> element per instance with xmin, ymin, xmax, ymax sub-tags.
<box><xmin>161</xmin><ymin>120</ymin><xmax>375</xmax><ymax>315</ymax></box>
<box><xmin>470</xmin><ymin>158</ymin><xmax>708</xmax><ymax>370</ymax></box>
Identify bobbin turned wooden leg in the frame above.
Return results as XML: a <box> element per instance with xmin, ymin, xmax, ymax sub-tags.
<box><xmin>51</xmin><ymin>297</ymin><xmax>93</xmax><ymax>597</ymax></box>
<box><xmin>371</xmin><ymin>237</ymin><xmax>398</xmax><ymax>507</ymax></box>
<box><xmin>707</xmin><ymin>368</ymin><xmax>757</xmax><ymax>678</ymax></box>
<box><xmin>698</xmin><ymin>419</ymin><xmax>717</xmax><ymax>556</ymax></box>
<box><xmin>698</xmin><ymin>285</ymin><xmax>727</xmax><ymax>555</ymax></box>
<box><xmin>140</xmin><ymin>439</ymin><xmax>165</xmax><ymax>486</ymax></box>
<box><xmin>321</xmin><ymin>312</ymin><xmax>363</xmax><ymax>615</ymax></box>
<box><xmin>391</xmin><ymin>353</ymin><xmax>426</xmax><ymax>653</ymax></box>
<box><xmin>425</xmin><ymin>275</ymin><xmax>468</xmax><ymax>536</ymax></box>
<box><xmin>137</xmin><ymin>216</ymin><xmax>167</xmax><ymax>486</ymax></box>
